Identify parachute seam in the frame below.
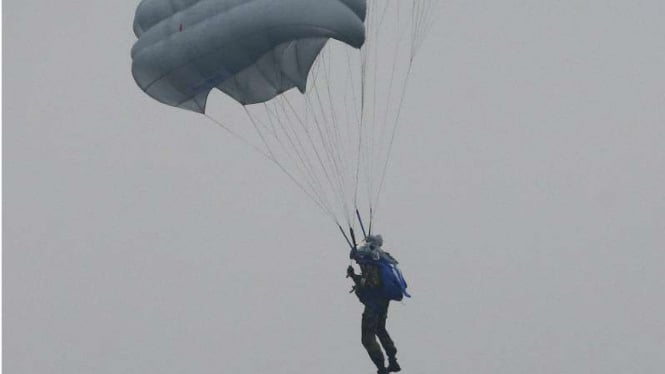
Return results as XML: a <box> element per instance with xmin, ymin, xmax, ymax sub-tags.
<box><xmin>172</xmin><ymin>43</ymin><xmax>301</xmax><ymax>109</ymax></box>
<box><xmin>140</xmin><ymin>25</ymin><xmax>351</xmax><ymax>107</ymax></box>
<box><xmin>338</xmin><ymin>0</ymin><xmax>367</xmax><ymax>21</ymax></box>
<box><xmin>134</xmin><ymin>0</ymin><xmax>262</xmax><ymax>38</ymax></box>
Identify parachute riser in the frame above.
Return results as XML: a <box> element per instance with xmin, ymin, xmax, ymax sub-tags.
<box><xmin>349</xmin><ymin>227</ymin><xmax>358</xmax><ymax>249</ymax></box>
<box><xmin>338</xmin><ymin>224</ymin><xmax>354</xmax><ymax>250</ymax></box>
<box><xmin>356</xmin><ymin>209</ymin><xmax>368</xmax><ymax>239</ymax></box>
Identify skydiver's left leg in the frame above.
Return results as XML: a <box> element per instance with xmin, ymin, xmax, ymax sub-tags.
<box><xmin>362</xmin><ymin>308</ymin><xmax>387</xmax><ymax>372</ymax></box>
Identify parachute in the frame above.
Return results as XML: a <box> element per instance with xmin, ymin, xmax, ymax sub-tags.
<box><xmin>131</xmin><ymin>0</ymin><xmax>438</xmax><ymax>238</ymax></box>
<box><xmin>131</xmin><ymin>0</ymin><xmax>366</xmax><ymax>111</ymax></box>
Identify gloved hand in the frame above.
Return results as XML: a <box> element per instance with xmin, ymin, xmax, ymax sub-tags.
<box><xmin>346</xmin><ymin>265</ymin><xmax>355</xmax><ymax>278</ymax></box>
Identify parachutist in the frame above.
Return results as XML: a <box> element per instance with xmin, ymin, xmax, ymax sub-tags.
<box><xmin>347</xmin><ymin>235</ymin><xmax>406</xmax><ymax>373</ymax></box>
<box><xmin>132</xmin><ymin>2</ymin><xmax>433</xmax><ymax>372</ymax></box>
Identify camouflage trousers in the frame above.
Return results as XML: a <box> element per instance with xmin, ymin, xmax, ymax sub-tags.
<box><xmin>361</xmin><ymin>299</ymin><xmax>397</xmax><ymax>370</ymax></box>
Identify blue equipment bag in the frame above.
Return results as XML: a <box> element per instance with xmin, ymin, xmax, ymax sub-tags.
<box><xmin>377</xmin><ymin>257</ymin><xmax>411</xmax><ymax>301</ymax></box>
<box><xmin>355</xmin><ymin>248</ymin><xmax>411</xmax><ymax>301</ymax></box>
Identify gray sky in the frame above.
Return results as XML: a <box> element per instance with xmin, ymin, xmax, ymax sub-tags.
<box><xmin>4</xmin><ymin>1</ymin><xmax>665</xmax><ymax>373</ymax></box>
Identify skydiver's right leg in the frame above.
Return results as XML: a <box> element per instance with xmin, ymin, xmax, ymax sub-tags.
<box><xmin>362</xmin><ymin>309</ymin><xmax>386</xmax><ymax>373</ymax></box>
<box><xmin>376</xmin><ymin>313</ymin><xmax>397</xmax><ymax>358</ymax></box>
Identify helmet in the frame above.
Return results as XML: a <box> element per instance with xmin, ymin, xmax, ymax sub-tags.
<box><xmin>365</xmin><ymin>234</ymin><xmax>383</xmax><ymax>248</ymax></box>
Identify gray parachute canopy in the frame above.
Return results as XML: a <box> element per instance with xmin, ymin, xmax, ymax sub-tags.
<box><xmin>131</xmin><ymin>0</ymin><xmax>367</xmax><ymax>112</ymax></box>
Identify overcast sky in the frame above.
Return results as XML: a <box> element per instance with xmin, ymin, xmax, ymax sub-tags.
<box><xmin>4</xmin><ymin>1</ymin><xmax>665</xmax><ymax>373</ymax></box>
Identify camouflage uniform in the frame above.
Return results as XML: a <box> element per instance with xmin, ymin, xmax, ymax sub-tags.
<box><xmin>350</xmin><ymin>263</ymin><xmax>398</xmax><ymax>372</ymax></box>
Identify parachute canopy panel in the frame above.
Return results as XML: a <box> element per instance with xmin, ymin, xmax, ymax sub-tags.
<box><xmin>131</xmin><ymin>0</ymin><xmax>367</xmax><ymax>113</ymax></box>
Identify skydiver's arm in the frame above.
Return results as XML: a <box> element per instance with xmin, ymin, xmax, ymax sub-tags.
<box><xmin>347</xmin><ymin>265</ymin><xmax>364</xmax><ymax>286</ymax></box>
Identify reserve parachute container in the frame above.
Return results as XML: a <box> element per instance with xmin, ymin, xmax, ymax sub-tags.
<box><xmin>131</xmin><ymin>0</ymin><xmax>438</xmax><ymax>237</ymax></box>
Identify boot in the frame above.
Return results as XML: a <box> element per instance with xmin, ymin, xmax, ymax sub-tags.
<box><xmin>368</xmin><ymin>349</ymin><xmax>386</xmax><ymax>373</ymax></box>
<box><xmin>387</xmin><ymin>357</ymin><xmax>401</xmax><ymax>372</ymax></box>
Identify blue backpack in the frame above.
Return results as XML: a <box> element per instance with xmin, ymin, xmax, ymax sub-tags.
<box><xmin>377</xmin><ymin>255</ymin><xmax>411</xmax><ymax>301</ymax></box>
<box><xmin>357</xmin><ymin>249</ymin><xmax>411</xmax><ymax>301</ymax></box>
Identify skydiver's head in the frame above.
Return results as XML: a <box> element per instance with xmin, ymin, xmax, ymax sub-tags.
<box><xmin>365</xmin><ymin>234</ymin><xmax>383</xmax><ymax>249</ymax></box>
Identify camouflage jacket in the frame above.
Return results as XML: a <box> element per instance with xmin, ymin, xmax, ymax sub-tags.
<box><xmin>350</xmin><ymin>263</ymin><xmax>383</xmax><ymax>303</ymax></box>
